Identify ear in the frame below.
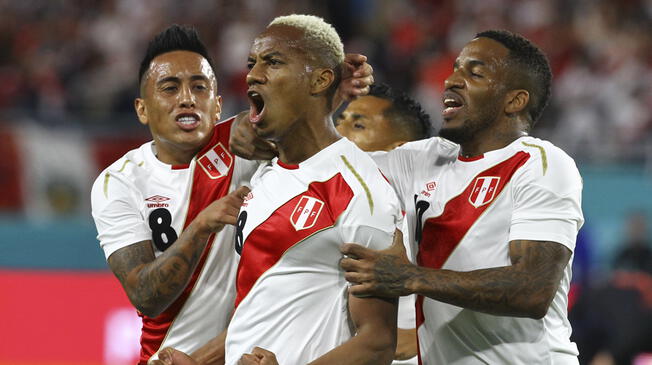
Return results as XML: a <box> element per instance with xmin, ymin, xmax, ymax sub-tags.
<box><xmin>214</xmin><ymin>95</ymin><xmax>223</xmax><ymax>122</ymax></box>
<box><xmin>135</xmin><ymin>98</ymin><xmax>148</xmax><ymax>125</ymax></box>
<box><xmin>504</xmin><ymin>89</ymin><xmax>529</xmax><ymax>114</ymax></box>
<box><xmin>310</xmin><ymin>68</ymin><xmax>335</xmax><ymax>95</ymax></box>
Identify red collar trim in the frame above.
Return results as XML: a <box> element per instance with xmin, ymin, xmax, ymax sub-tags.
<box><xmin>457</xmin><ymin>154</ymin><xmax>484</xmax><ymax>162</ymax></box>
<box><xmin>277</xmin><ymin>160</ymin><xmax>300</xmax><ymax>170</ymax></box>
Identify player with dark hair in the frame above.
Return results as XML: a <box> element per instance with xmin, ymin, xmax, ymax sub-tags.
<box><xmin>341</xmin><ymin>29</ymin><xmax>583</xmax><ymax>364</ymax></box>
<box><xmin>91</xmin><ymin>24</ymin><xmax>374</xmax><ymax>364</ymax></box>
<box><xmin>336</xmin><ymin>83</ymin><xmax>432</xmax><ymax>152</ymax></box>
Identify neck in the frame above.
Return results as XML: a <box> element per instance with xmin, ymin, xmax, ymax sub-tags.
<box><xmin>459</xmin><ymin>129</ymin><xmax>528</xmax><ymax>158</ymax></box>
<box><xmin>276</xmin><ymin>114</ymin><xmax>341</xmax><ymax>165</ymax></box>
<box><xmin>153</xmin><ymin>142</ymin><xmax>200</xmax><ymax>166</ymax></box>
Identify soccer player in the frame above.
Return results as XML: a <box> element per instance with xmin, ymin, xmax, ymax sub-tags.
<box><xmin>340</xmin><ymin>30</ymin><xmax>584</xmax><ymax>364</ymax></box>
<box><xmin>90</xmin><ymin>25</ymin><xmax>374</xmax><ymax>364</ymax></box>
<box><xmin>152</xmin><ymin>14</ymin><xmax>403</xmax><ymax>365</ymax></box>
<box><xmin>336</xmin><ymin>83</ymin><xmax>432</xmax><ymax>365</ymax></box>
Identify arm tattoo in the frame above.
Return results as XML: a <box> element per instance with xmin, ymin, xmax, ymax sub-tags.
<box><xmin>108</xmin><ymin>225</ymin><xmax>210</xmax><ymax>316</ymax></box>
<box><xmin>414</xmin><ymin>240</ymin><xmax>572</xmax><ymax>318</ymax></box>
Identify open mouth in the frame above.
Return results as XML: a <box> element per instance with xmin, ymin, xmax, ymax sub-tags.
<box><xmin>247</xmin><ymin>90</ymin><xmax>265</xmax><ymax>124</ymax></box>
<box><xmin>442</xmin><ymin>91</ymin><xmax>464</xmax><ymax>119</ymax></box>
<box><xmin>175</xmin><ymin>113</ymin><xmax>200</xmax><ymax>130</ymax></box>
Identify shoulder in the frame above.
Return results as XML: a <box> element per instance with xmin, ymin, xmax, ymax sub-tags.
<box><xmin>515</xmin><ymin>137</ymin><xmax>582</xmax><ymax>194</ymax></box>
<box><xmin>91</xmin><ymin>142</ymin><xmax>151</xmax><ymax>204</ymax></box>
<box><xmin>395</xmin><ymin>137</ymin><xmax>458</xmax><ymax>159</ymax></box>
<box><xmin>335</xmin><ymin>140</ymin><xmax>400</xmax><ymax>215</ymax></box>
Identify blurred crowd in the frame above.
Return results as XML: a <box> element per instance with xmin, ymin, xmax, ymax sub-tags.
<box><xmin>1</xmin><ymin>0</ymin><xmax>651</xmax><ymax>164</ymax></box>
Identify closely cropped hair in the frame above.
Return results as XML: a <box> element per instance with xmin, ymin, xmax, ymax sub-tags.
<box><xmin>269</xmin><ymin>14</ymin><xmax>345</xmax><ymax>68</ymax></box>
<box><xmin>475</xmin><ymin>30</ymin><xmax>552</xmax><ymax>128</ymax></box>
<box><xmin>138</xmin><ymin>24</ymin><xmax>216</xmax><ymax>94</ymax></box>
<box><xmin>370</xmin><ymin>83</ymin><xmax>433</xmax><ymax>141</ymax></box>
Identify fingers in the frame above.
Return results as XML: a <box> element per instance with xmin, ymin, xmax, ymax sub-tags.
<box><xmin>155</xmin><ymin>348</ymin><xmax>197</xmax><ymax>365</ymax></box>
<box><xmin>340</xmin><ymin>243</ymin><xmax>373</xmax><ymax>259</ymax></box>
<box><xmin>238</xmin><ymin>354</ymin><xmax>261</xmax><ymax>365</ymax></box>
<box><xmin>344</xmin><ymin>53</ymin><xmax>368</xmax><ymax>66</ymax></box>
<box><xmin>251</xmin><ymin>347</ymin><xmax>278</xmax><ymax>365</ymax></box>
<box><xmin>230</xmin><ymin>113</ymin><xmax>278</xmax><ymax>160</ymax></box>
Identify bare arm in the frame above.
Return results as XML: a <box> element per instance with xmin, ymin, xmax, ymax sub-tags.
<box><xmin>341</xmin><ymin>239</ymin><xmax>572</xmax><ymax>319</ymax></box>
<box><xmin>108</xmin><ymin>186</ymin><xmax>250</xmax><ymax>317</ymax></box>
<box><xmin>190</xmin><ymin>330</ymin><xmax>227</xmax><ymax>365</ymax></box>
<box><xmin>305</xmin><ymin>294</ymin><xmax>397</xmax><ymax>364</ymax></box>
<box><xmin>395</xmin><ymin>328</ymin><xmax>417</xmax><ymax>361</ymax></box>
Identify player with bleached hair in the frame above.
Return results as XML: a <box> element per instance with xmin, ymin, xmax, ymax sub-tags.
<box><xmin>151</xmin><ymin>14</ymin><xmax>401</xmax><ymax>365</ymax></box>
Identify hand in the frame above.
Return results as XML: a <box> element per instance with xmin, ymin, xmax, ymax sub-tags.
<box><xmin>148</xmin><ymin>348</ymin><xmax>197</xmax><ymax>365</ymax></box>
<box><xmin>196</xmin><ymin>186</ymin><xmax>251</xmax><ymax>233</ymax></box>
<box><xmin>238</xmin><ymin>347</ymin><xmax>279</xmax><ymax>365</ymax></box>
<box><xmin>338</xmin><ymin>53</ymin><xmax>374</xmax><ymax>101</ymax></box>
<box><xmin>340</xmin><ymin>229</ymin><xmax>414</xmax><ymax>297</ymax></box>
<box><xmin>229</xmin><ymin>111</ymin><xmax>278</xmax><ymax>160</ymax></box>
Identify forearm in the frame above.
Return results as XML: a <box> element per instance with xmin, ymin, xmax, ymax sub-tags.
<box><xmin>126</xmin><ymin>222</ymin><xmax>211</xmax><ymax>316</ymax></box>
<box><xmin>308</xmin><ymin>328</ymin><xmax>395</xmax><ymax>365</ymax></box>
<box><xmin>190</xmin><ymin>330</ymin><xmax>226</xmax><ymax>365</ymax></box>
<box><xmin>407</xmin><ymin>264</ymin><xmax>554</xmax><ymax>318</ymax></box>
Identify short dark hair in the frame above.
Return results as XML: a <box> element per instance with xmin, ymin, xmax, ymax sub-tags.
<box><xmin>370</xmin><ymin>83</ymin><xmax>433</xmax><ymax>140</ymax></box>
<box><xmin>475</xmin><ymin>30</ymin><xmax>552</xmax><ymax>128</ymax></box>
<box><xmin>138</xmin><ymin>24</ymin><xmax>216</xmax><ymax>94</ymax></box>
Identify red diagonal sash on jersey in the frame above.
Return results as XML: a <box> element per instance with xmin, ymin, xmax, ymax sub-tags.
<box><xmin>415</xmin><ymin>152</ymin><xmax>530</xmax><ymax>338</ymax></box>
<box><xmin>139</xmin><ymin>118</ymin><xmax>236</xmax><ymax>364</ymax></box>
<box><xmin>234</xmin><ymin>173</ymin><xmax>354</xmax><ymax>308</ymax></box>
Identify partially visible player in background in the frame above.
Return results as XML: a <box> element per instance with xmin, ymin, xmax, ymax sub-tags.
<box><xmin>336</xmin><ymin>83</ymin><xmax>432</xmax><ymax>365</ymax></box>
<box><xmin>90</xmin><ymin>24</ymin><xmax>375</xmax><ymax>365</ymax></box>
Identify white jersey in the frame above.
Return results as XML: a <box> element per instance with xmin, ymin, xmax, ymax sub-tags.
<box><xmin>373</xmin><ymin>136</ymin><xmax>584</xmax><ymax>365</ymax></box>
<box><xmin>91</xmin><ymin>117</ymin><xmax>257</xmax><ymax>364</ymax></box>
<box><xmin>225</xmin><ymin>138</ymin><xmax>402</xmax><ymax>365</ymax></box>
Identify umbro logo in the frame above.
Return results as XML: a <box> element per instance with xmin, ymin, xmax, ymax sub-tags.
<box><xmin>145</xmin><ymin>195</ymin><xmax>170</xmax><ymax>208</ymax></box>
<box><xmin>145</xmin><ymin>195</ymin><xmax>170</xmax><ymax>202</ymax></box>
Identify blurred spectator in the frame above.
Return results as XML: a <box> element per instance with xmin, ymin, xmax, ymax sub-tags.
<box><xmin>571</xmin><ymin>211</ymin><xmax>652</xmax><ymax>365</ymax></box>
<box><xmin>614</xmin><ymin>211</ymin><xmax>652</xmax><ymax>275</ymax></box>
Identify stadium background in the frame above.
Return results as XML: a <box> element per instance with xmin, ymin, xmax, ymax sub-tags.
<box><xmin>0</xmin><ymin>0</ymin><xmax>650</xmax><ymax>364</ymax></box>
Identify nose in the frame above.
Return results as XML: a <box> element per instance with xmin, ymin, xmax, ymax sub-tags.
<box><xmin>179</xmin><ymin>84</ymin><xmax>195</xmax><ymax>108</ymax></box>
<box><xmin>444</xmin><ymin>69</ymin><xmax>464</xmax><ymax>90</ymax></box>
<box><xmin>246</xmin><ymin>63</ymin><xmax>266</xmax><ymax>86</ymax></box>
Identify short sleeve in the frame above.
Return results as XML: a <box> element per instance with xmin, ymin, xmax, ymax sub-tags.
<box><xmin>370</xmin><ymin>142</ymin><xmax>419</xmax><ymax>211</ymax></box>
<box><xmin>509</xmin><ymin>148</ymin><xmax>584</xmax><ymax>251</ymax></box>
<box><xmin>338</xmin><ymin>185</ymin><xmax>403</xmax><ymax>251</ymax></box>
<box><xmin>91</xmin><ymin>171</ymin><xmax>151</xmax><ymax>259</ymax></box>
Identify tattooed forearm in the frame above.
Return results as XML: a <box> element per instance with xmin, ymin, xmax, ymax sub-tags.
<box><xmin>108</xmin><ymin>223</ymin><xmax>211</xmax><ymax>317</ymax></box>
<box><xmin>409</xmin><ymin>240</ymin><xmax>572</xmax><ymax>319</ymax></box>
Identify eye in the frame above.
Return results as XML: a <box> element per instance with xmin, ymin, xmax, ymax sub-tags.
<box><xmin>353</xmin><ymin>122</ymin><xmax>365</xmax><ymax>130</ymax></box>
<box><xmin>247</xmin><ymin>62</ymin><xmax>255</xmax><ymax>70</ymax></box>
<box><xmin>162</xmin><ymin>85</ymin><xmax>178</xmax><ymax>92</ymax></box>
<box><xmin>194</xmin><ymin>84</ymin><xmax>208</xmax><ymax>91</ymax></box>
<box><xmin>268</xmin><ymin>58</ymin><xmax>283</xmax><ymax>66</ymax></box>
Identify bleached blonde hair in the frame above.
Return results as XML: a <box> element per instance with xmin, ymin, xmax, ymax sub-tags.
<box><xmin>268</xmin><ymin>14</ymin><xmax>345</xmax><ymax>68</ymax></box>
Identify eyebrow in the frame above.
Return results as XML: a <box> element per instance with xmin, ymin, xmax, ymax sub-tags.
<box><xmin>453</xmin><ymin>59</ymin><xmax>486</xmax><ymax>69</ymax></box>
<box><xmin>156</xmin><ymin>75</ymin><xmax>209</xmax><ymax>85</ymax></box>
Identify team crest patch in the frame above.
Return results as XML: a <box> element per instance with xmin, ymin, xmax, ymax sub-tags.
<box><xmin>197</xmin><ymin>143</ymin><xmax>233</xmax><ymax>179</ymax></box>
<box><xmin>290</xmin><ymin>196</ymin><xmax>324</xmax><ymax>231</ymax></box>
<box><xmin>468</xmin><ymin>176</ymin><xmax>500</xmax><ymax>208</ymax></box>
